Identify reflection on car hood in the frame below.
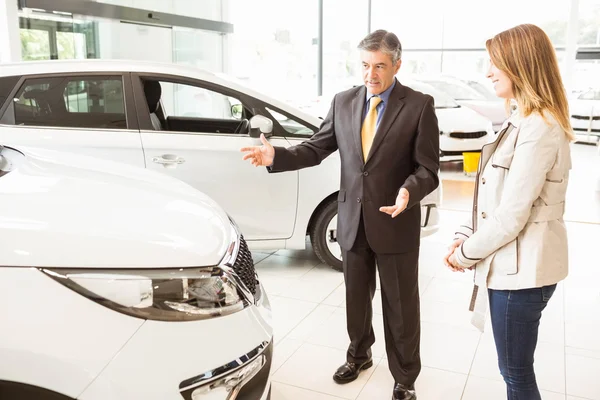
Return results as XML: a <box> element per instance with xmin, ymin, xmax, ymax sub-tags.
<box><xmin>0</xmin><ymin>146</ymin><xmax>231</xmax><ymax>268</ymax></box>
<box><xmin>457</xmin><ymin>100</ymin><xmax>507</xmax><ymax>125</ymax></box>
<box><xmin>435</xmin><ymin>105</ymin><xmax>492</xmax><ymax>133</ymax></box>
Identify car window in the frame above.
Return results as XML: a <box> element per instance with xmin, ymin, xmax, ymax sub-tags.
<box><xmin>0</xmin><ymin>75</ymin><xmax>20</xmax><ymax>109</ymax></box>
<box><xmin>158</xmin><ymin>81</ymin><xmax>241</xmax><ymax>120</ymax></box>
<box><xmin>13</xmin><ymin>76</ymin><xmax>126</xmax><ymax>129</ymax></box>
<box><xmin>265</xmin><ymin>107</ymin><xmax>315</xmax><ymax>136</ymax></box>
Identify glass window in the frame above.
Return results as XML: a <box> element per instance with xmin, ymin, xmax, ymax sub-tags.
<box><xmin>578</xmin><ymin>0</ymin><xmax>600</xmax><ymax>46</ymax></box>
<box><xmin>156</xmin><ymin>81</ymin><xmax>241</xmax><ymax>120</ymax></box>
<box><xmin>573</xmin><ymin>1</ymin><xmax>600</xmax><ymax>94</ymax></box>
<box><xmin>400</xmin><ymin>51</ymin><xmax>443</xmax><ymax>75</ymax></box>
<box><xmin>0</xmin><ymin>76</ymin><xmax>20</xmax><ymax>107</ymax></box>
<box><xmin>228</xmin><ymin>0</ymin><xmax>319</xmax><ymax>102</ymax></box>
<box><xmin>322</xmin><ymin>0</ymin><xmax>368</xmax><ymax>97</ymax></box>
<box><xmin>266</xmin><ymin>107</ymin><xmax>315</xmax><ymax>136</ymax></box>
<box><xmin>19</xmin><ymin>15</ymin><xmax>98</xmax><ymax>61</ymax></box>
<box><xmin>13</xmin><ymin>76</ymin><xmax>126</xmax><ymax>129</ymax></box>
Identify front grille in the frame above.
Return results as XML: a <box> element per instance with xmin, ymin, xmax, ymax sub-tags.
<box><xmin>572</xmin><ymin>115</ymin><xmax>600</xmax><ymax>120</ymax></box>
<box><xmin>449</xmin><ymin>131</ymin><xmax>487</xmax><ymax>139</ymax></box>
<box><xmin>573</xmin><ymin>127</ymin><xmax>600</xmax><ymax>133</ymax></box>
<box><xmin>232</xmin><ymin>235</ymin><xmax>257</xmax><ymax>295</ymax></box>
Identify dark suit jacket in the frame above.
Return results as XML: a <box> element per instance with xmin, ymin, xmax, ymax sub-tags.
<box><xmin>269</xmin><ymin>79</ymin><xmax>440</xmax><ymax>254</ymax></box>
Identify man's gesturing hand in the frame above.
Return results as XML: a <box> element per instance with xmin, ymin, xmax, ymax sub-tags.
<box><xmin>379</xmin><ymin>188</ymin><xmax>410</xmax><ymax>218</ymax></box>
<box><xmin>240</xmin><ymin>134</ymin><xmax>275</xmax><ymax>167</ymax></box>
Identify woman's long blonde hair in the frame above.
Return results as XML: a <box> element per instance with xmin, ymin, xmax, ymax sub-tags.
<box><xmin>486</xmin><ymin>24</ymin><xmax>574</xmax><ymax>140</ymax></box>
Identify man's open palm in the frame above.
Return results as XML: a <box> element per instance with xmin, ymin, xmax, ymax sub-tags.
<box><xmin>240</xmin><ymin>134</ymin><xmax>275</xmax><ymax>167</ymax></box>
<box><xmin>379</xmin><ymin>188</ymin><xmax>410</xmax><ymax>218</ymax></box>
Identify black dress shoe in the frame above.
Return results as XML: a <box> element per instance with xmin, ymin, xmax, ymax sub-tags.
<box><xmin>332</xmin><ymin>359</ymin><xmax>373</xmax><ymax>384</ymax></box>
<box><xmin>392</xmin><ymin>382</ymin><xmax>417</xmax><ymax>400</ymax></box>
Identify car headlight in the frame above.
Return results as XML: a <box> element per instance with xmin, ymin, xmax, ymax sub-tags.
<box><xmin>220</xmin><ymin>217</ymin><xmax>241</xmax><ymax>268</ymax></box>
<box><xmin>41</xmin><ymin>265</ymin><xmax>251</xmax><ymax>321</ymax></box>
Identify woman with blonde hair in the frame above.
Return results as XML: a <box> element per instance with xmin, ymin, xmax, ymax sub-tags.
<box><xmin>444</xmin><ymin>24</ymin><xmax>573</xmax><ymax>399</ymax></box>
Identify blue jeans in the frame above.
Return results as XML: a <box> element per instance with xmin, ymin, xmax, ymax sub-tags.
<box><xmin>488</xmin><ymin>284</ymin><xmax>557</xmax><ymax>400</ymax></box>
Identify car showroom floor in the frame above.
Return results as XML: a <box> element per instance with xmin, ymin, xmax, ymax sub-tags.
<box><xmin>253</xmin><ymin>143</ymin><xmax>600</xmax><ymax>400</ymax></box>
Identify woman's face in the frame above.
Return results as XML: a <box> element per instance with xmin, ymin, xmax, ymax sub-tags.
<box><xmin>486</xmin><ymin>60</ymin><xmax>515</xmax><ymax>99</ymax></box>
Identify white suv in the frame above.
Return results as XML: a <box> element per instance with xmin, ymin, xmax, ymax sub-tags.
<box><xmin>0</xmin><ymin>144</ymin><xmax>273</xmax><ymax>400</ymax></box>
<box><xmin>0</xmin><ymin>60</ymin><xmax>440</xmax><ymax>271</ymax></box>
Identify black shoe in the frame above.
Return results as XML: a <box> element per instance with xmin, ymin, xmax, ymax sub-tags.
<box><xmin>392</xmin><ymin>382</ymin><xmax>417</xmax><ymax>400</ymax></box>
<box><xmin>332</xmin><ymin>359</ymin><xmax>373</xmax><ymax>384</ymax></box>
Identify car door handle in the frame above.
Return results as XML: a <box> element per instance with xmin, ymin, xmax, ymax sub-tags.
<box><xmin>152</xmin><ymin>155</ymin><xmax>185</xmax><ymax>166</ymax></box>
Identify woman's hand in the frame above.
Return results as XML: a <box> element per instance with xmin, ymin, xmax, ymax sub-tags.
<box><xmin>444</xmin><ymin>239</ymin><xmax>467</xmax><ymax>272</ymax></box>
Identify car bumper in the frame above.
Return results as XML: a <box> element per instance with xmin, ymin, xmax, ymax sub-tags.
<box><xmin>179</xmin><ymin>340</ymin><xmax>273</xmax><ymax>400</ymax></box>
<box><xmin>79</xmin><ymin>290</ymin><xmax>274</xmax><ymax>400</ymax></box>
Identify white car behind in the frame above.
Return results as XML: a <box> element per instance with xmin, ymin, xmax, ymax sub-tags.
<box><xmin>0</xmin><ymin>60</ymin><xmax>440</xmax><ymax>271</ymax></box>
<box><xmin>414</xmin><ymin>76</ymin><xmax>507</xmax><ymax>132</ymax></box>
<box><xmin>403</xmin><ymin>80</ymin><xmax>496</xmax><ymax>157</ymax></box>
<box><xmin>0</xmin><ymin>144</ymin><xmax>273</xmax><ymax>400</ymax></box>
<box><xmin>569</xmin><ymin>88</ymin><xmax>600</xmax><ymax>143</ymax></box>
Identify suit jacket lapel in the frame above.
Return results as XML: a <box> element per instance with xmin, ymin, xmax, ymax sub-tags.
<box><xmin>365</xmin><ymin>80</ymin><xmax>406</xmax><ymax>164</ymax></box>
<box><xmin>352</xmin><ymin>86</ymin><xmax>367</xmax><ymax>164</ymax></box>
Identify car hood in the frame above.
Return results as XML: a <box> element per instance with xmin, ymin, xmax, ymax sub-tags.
<box><xmin>456</xmin><ymin>100</ymin><xmax>507</xmax><ymax>125</ymax></box>
<box><xmin>435</xmin><ymin>105</ymin><xmax>492</xmax><ymax>133</ymax></box>
<box><xmin>0</xmin><ymin>146</ymin><xmax>231</xmax><ymax>268</ymax></box>
<box><xmin>570</xmin><ymin>100</ymin><xmax>600</xmax><ymax>117</ymax></box>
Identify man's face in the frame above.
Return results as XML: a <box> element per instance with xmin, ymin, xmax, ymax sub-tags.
<box><xmin>361</xmin><ymin>50</ymin><xmax>401</xmax><ymax>95</ymax></box>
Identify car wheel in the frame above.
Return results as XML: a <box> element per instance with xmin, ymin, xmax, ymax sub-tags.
<box><xmin>310</xmin><ymin>198</ymin><xmax>343</xmax><ymax>272</ymax></box>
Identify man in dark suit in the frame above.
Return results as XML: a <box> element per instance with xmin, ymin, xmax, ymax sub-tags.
<box><xmin>241</xmin><ymin>30</ymin><xmax>439</xmax><ymax>400</ymax></box>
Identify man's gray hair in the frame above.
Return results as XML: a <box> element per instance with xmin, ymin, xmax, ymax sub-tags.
<box><xmin>357</xmin><ymin>30</ymin><xmax>402</xmax><ymax>64</ymax></box>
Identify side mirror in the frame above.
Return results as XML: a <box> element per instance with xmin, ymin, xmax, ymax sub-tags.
<box><xmin>231</xmin><ymin>103</ymin><xmax>243</xmax><ymax>119</ymax></box>
<box><xmin>248</xmin><ymin>115</ymin><xmax>273</xmax><ymax>138</ymax></box>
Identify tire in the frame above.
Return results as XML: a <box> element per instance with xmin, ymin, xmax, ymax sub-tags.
<box><xmin>310</xmin><ymin>198</ymin><xmax>343</xmax><ymax>271</ymax></box>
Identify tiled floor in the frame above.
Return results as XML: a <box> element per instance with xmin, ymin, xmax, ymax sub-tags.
<box><xmin>257</xmin><ymin>143</ymin><xmax>600</xmax><ymax>400</ymax></box>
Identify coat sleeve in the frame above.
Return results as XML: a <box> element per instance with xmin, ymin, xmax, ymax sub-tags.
<box><xmin>400</xmin><ymin>95</ymin><xmax>440</xmax><ymax>208</ymax></box>
<box><xmin>454</xmin><ymin>116</ymin><xmax>561</xmax><ymax>268</ymax></box>
<box><xmin>268</xmin><ymin>95</ymin><xmax>338</xmax><ymax>172</ymax></box>
<box><xmin>454</xmin><ymin>218</ymin><xmax>474</xmax><ymax>241</ymax></box>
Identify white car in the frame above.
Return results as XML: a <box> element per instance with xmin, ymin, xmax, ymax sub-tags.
<box><xmin>0</xmin><ymin>144</ymin><xmax>273</xmax><ymax>400</ymax></box>
<box><xmin>403</xmin><ymin>80</ymin><xmax>496</xmax><ymax>157</ymax></box>
<box><xmin>0</xmin><ymin>60</ymin><xmax>440</xmax><ymax>271</ymax></box>
<box><xmin>569</xmin><ymin>88</ymin><xmax>600</xmax><ymax>143</ymax></box>
<box><xmin>414</xmin><ymin>76</ymin><xmax>507</xmax><ymax>132</ymax></box>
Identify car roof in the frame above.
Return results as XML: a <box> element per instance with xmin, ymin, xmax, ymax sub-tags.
<box><xmin>0</xmin><ymin>59</ymin><xmax>322</xmax><ymax>127</ymax></box>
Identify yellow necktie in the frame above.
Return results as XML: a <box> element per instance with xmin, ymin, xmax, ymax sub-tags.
<box><xmin>361</xmin><ymin>96</ymin><xmax>382</xmax><ymax>161</ymax></box>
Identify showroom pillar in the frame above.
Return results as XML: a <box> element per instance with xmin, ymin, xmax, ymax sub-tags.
<box><xmin>564</xmin><ymin>0</ymin><xmax>579</xmax><ymax>93</ymax></box>
<box><xmin>0</xmin><ymin>0</ymin><xmax>20</xmax><ymax>62</ymax></box>
<box><xmin>317</xmin><ymin>0</ymin><xmax>323</xmax><ymax>96</ymax></box>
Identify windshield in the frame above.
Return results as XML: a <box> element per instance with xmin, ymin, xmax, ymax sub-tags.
<box><xmin>404</xmin><ymin>81</ymin><xmax>460</xmax><ymax>108</ymax></box>
<box><xmin>578</xmin><ymin>89</ymin><xmax>600</xmax><ymax>101</ymax></box>
<box><xmin>464</xmin><ymin>81</ymin><xmax>498</xmax><ymax>101</ymax></box>
<box><xmin>424</xmin><ymin>80</ymin><xmax>486</xmax><ymax>101</ymax></box>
